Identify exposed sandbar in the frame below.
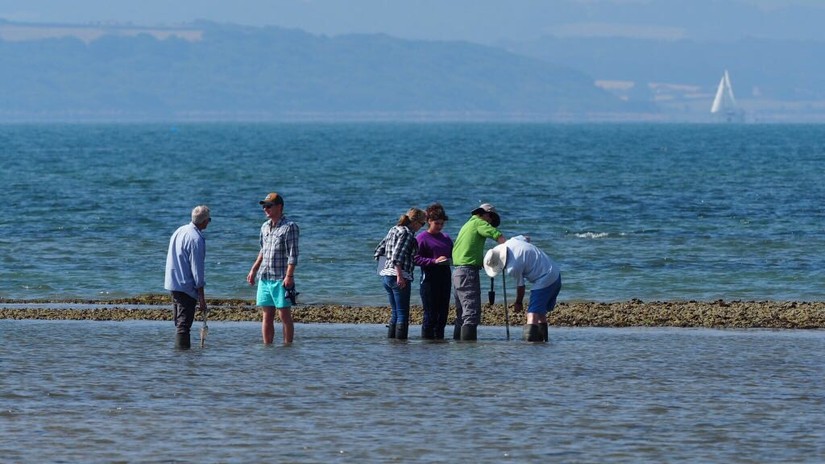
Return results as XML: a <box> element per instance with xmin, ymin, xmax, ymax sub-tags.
<box><xmin>2</xmin><ymin>297</ymin><xmax>824</xmax><ymax>328</ymax></box>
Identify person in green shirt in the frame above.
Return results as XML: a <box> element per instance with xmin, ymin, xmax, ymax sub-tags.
<box><xmin>451</xmin><ymin>203</ymin><xmax>506</xmax><ymax>340</ymax></box>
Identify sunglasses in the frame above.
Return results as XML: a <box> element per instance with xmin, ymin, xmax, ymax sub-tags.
<box><xmin>262</xmin><ymin>203</ymin><xmax>275</xmax><ymax>209</ymax></box>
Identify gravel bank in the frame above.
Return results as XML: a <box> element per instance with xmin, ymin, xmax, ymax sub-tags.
<box><xmin>2</xmin><ymin>297</ymin><xmax>824</xmax><ymax>328</ymax></box>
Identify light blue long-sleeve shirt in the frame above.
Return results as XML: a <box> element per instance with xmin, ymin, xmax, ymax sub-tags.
<box><xmin>164</xmin><ymin>222</ymin><xmax>206</xmax><ymax>299</ymax></box>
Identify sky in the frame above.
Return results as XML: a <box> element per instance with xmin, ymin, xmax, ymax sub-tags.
<box><xmin>2</xmin><ymin>0</ymin><xmax>825</xmax><ymax>43</ymax></box>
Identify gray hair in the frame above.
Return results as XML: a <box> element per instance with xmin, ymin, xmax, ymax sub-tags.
<box><xmin>191</xmin><ymin>205</ymin><xmax>211</xmax><ymax>226</ymax></box>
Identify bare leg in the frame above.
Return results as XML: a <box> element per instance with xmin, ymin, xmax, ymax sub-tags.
<box><xmin>262</xmin><ymin>306</ymin><xmax>276</xmax><ymax>344</ymax></box>
<box><xmin>278</xmin><ymin>308</ymin><xmax>294</xmax><ymax>344</ymax></box>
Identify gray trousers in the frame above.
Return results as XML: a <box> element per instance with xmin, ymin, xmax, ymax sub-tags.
<box><xmin>171</xmin><ymin>291</ymin><xmax>197</xmax><ymax>334</ymax></box>
<box><xmin>452</xmin><ymin>265</ymin><xmax>481</xmax><ymax>327</ymax></box>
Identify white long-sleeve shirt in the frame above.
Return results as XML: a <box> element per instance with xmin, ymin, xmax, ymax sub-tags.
<box><xmin>502</xmin><ymin>236</ymin><xmax>560</xmax><ymax>290</ymax></box>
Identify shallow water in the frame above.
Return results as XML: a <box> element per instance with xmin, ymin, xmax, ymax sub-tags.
<box><xmin>2</xmin><ymin>320</ymin><xmax>824</xmax><ymax>462</ymax></box>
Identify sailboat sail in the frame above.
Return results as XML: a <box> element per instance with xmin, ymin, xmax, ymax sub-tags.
<box><xmin>710</xmin><ymin>70</ymin><xmax>743</xmax><ymax>121</ymax></box>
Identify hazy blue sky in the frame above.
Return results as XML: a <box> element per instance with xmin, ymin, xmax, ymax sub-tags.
<box><xmin>2</xmin><ymin>0</ymin><xmax>825</xmax><ymax>43</ymax></box>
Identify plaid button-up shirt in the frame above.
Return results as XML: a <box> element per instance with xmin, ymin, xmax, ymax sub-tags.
<box><xmin>257</xmin><ymin>216</ymin><xmax>299</xmax><ymax>282</ymax></box>
<box><xmin>376</xmin><ymin>225</ymin><xmax>418</xmax><ymax>281</ymax></box>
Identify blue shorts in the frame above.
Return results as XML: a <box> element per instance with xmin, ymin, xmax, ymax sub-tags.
<box><xmin>256</xmin><ymin>279</ymin><xmax>291</xmax><ymax>308</ymax></box>
<box><xmin>527</xmin><ymin>277</ymin><xmax>562</xmax><ymax>316</ymax></box>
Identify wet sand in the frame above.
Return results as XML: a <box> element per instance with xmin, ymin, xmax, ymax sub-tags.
<box><xmin>2</xmin><ymin>296</ymin><xmax>824</xmax><ymax>328</ymax></box>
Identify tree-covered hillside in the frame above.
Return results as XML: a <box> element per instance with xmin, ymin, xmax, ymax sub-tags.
<box><xmin>0</xmin><ymin>22</ymin><xmax>628</xmax><ymax>121</ymax></box>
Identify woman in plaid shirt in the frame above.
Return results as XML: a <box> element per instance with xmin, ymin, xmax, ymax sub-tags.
<box><xmin>375</xmin><ymin>207</ymin><xmax>426</xmax><ymax>340</ymax></box>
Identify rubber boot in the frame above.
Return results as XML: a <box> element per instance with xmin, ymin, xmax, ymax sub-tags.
<box><xmin>387</xmin><ymin>324</ymin><xmax>396</xmax><ymax>339</ymax></box>
<box><xmin>539</xmin><ymin>323</ymin><xmax>549</xmax><ymax>342</ymax></box>
<box><xmin>460</xmin><ymin>324</ymin><xmax>477</xmax><ymax>341</ymax></box>
<box><xmin>523</xmin><ymin>324</ymin><xmax>542</xmax><ymax>342</ymax></box>
<box><xmin>175</xmin><ymin>332</ymin><xmax>191</xmax><ymax>350</ymax></box>
<box><xmin>434</xmin><ymin>326</ymin><xmax>445</xmax><ymax>340</ymax></box>
<box><xmin>421</xmin><ymin>326</ymin><xmax>435</xmax><ymax>340</ymax></box>
<box><xmin>395</xmin><ymin>323</ymin><xmax>409</xmax><ymax>340</ymax></box>
<box><xmin>453</xmin><ymin>322</ymin><xmax>461</xmax><ymax>341</ymax></box>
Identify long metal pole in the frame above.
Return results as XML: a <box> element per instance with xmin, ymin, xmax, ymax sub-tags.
<box><xmin>199</xmin><ymin>307</ymin><xmax>209</xmax><ymax>348</ymax></box>
<box><xmin>502</xmin><ymin>273</ymin><xmax>510</xmax><ymax>340</ymax></box>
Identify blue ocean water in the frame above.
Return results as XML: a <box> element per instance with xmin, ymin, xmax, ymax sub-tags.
<box><xmin>1</xmin><ymin>123</ymin><xmax>824</xmax><ymax>305</ymax></box>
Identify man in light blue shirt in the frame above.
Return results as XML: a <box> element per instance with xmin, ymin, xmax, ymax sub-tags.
<box><xmin>165</xmin><ymin>205</ymin><xmax>210</xmax><ymax>349</ymax></box>
<box><xmin>484</xmin><ymin>235</ymin><xmax>561</xmax><ymax>342</ymax></box>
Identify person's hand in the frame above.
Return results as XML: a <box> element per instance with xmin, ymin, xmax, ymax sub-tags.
<box><xmin>283</xmin><ymin>274</ymin><xmax>294</xmax><ymax>289</ymax></box>
<box><xmin>435</xmin><ymin>256</ymin><xmax>449</xmax><ymax>264</ymax></box>
<box><xmin>246</xmin><ymin>269</ymin><xmax>256</xmax><ymax>285</ymax></box>
<box><xmin>397</xmin><ymin>276</ymin><xmax>407</xmax><ymax>289</ymax></box>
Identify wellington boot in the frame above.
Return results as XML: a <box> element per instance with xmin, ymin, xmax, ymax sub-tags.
<box><xmin>453</xmin><ymin>323</ymin><xmax>461</xmax><ymax>341</ymax></box>
<box><xmin>460</xmin><ymin>324</ymin><xmax>477</xmax><ymax>341</ymax></box>
<box><xmin>523</xmin><ymin>324</ymin><xmax>542</xmax><ymax>342</ymax></box>
<box><xmin>421</xmin><ymin>326</ymin><xmax>435</xmax><ymax>340</ymax></box>
<box><xmin>434</xmin><ymin>326</ymin><xmax>445</xmax><ymax>340</ymax></box>
<box><xmin>539</xmin><ymin>323</ymin><xmax>549</xmax><ymax>342</ymax></box>
<box><xmin>387</xmin><ymin>324</ymin><xmax>397</xmax><ymax>339</ymax></box>
<box><xmin>175</xmin><ymin>332</ymin><xmax>191</xmax><ymax>350</ymax></box>
<box><xmin>395</xmin><ymin>323</ymin><xmax>409</xmax><ymax>340</ymax></box>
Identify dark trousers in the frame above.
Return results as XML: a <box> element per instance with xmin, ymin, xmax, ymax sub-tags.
<box><xmin>420</xmin><ymin>266</ymin><xmax>451</xmax><ymax>338</ymax></box>
<box><xmin>171</xmin><ymin>291</ymin><xmax>197</xmax><ymax>334</ymax></box>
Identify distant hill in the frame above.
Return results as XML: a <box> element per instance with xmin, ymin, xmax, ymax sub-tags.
<box><xmin>0</xmin><ymin>20</ymin><xmax>631</xmax><ymax>122</ymax></box>
<box><xmin>502</xmin><ymin>36</ymin><xmax>825</xmax><ymax>122</ymax></box>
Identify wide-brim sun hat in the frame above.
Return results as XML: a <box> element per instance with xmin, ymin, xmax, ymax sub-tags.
<box><xmin>483</xmin><ymin>244</ymin><xmax>508</xmax><ymax>278</ymax></box>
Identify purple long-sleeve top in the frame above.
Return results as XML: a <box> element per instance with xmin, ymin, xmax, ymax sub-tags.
<box><xmin>414</xmin><ymin>231</ymin><xmax>454</xmax><ymax>268</ymax></box>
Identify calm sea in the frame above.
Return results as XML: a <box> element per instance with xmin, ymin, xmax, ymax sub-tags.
<box><xmin>2</xmin><ymin>123</ymin><xmax>824</xmax><ymax>305</ymax></box>
<box><xmin>2</xmin><ymin>321</ymin><xmax>824</xmax><ymax>462</ymax></box>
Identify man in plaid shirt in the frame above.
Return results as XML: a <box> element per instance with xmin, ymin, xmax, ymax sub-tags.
<box><xmin>247</xmin><ymin>192</ymin><xmax>299</xmax><ymax>344</ymax></box>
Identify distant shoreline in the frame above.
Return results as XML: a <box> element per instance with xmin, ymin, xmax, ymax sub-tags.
<box><xmin>2</xmin><ymin>297</ymin><xmax>824</xmax><ymax>328</ymax></box>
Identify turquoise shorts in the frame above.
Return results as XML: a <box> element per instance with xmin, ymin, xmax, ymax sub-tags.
<box><xmin>256</xmin><ymin>279</ymin><xmax>291</xmax><ymax>308</ymax></box>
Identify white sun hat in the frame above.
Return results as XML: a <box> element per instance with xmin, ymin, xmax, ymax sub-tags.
<box><xmin>483</xmin><ymin>244</ymin><xmax>508</xmax><ymax>278</ymax></box>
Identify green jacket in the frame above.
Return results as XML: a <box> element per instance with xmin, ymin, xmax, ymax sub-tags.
<box><xmin>451</xmin><ymin>215</ymin><xmax>503</xmax><ymax>266</ymax></box>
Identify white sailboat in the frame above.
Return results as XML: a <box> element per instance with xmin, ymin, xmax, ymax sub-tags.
<box><xmin>710</xmin><ymin>70</ymin><xmax>744</xmax><ymax>122</ymax></box>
